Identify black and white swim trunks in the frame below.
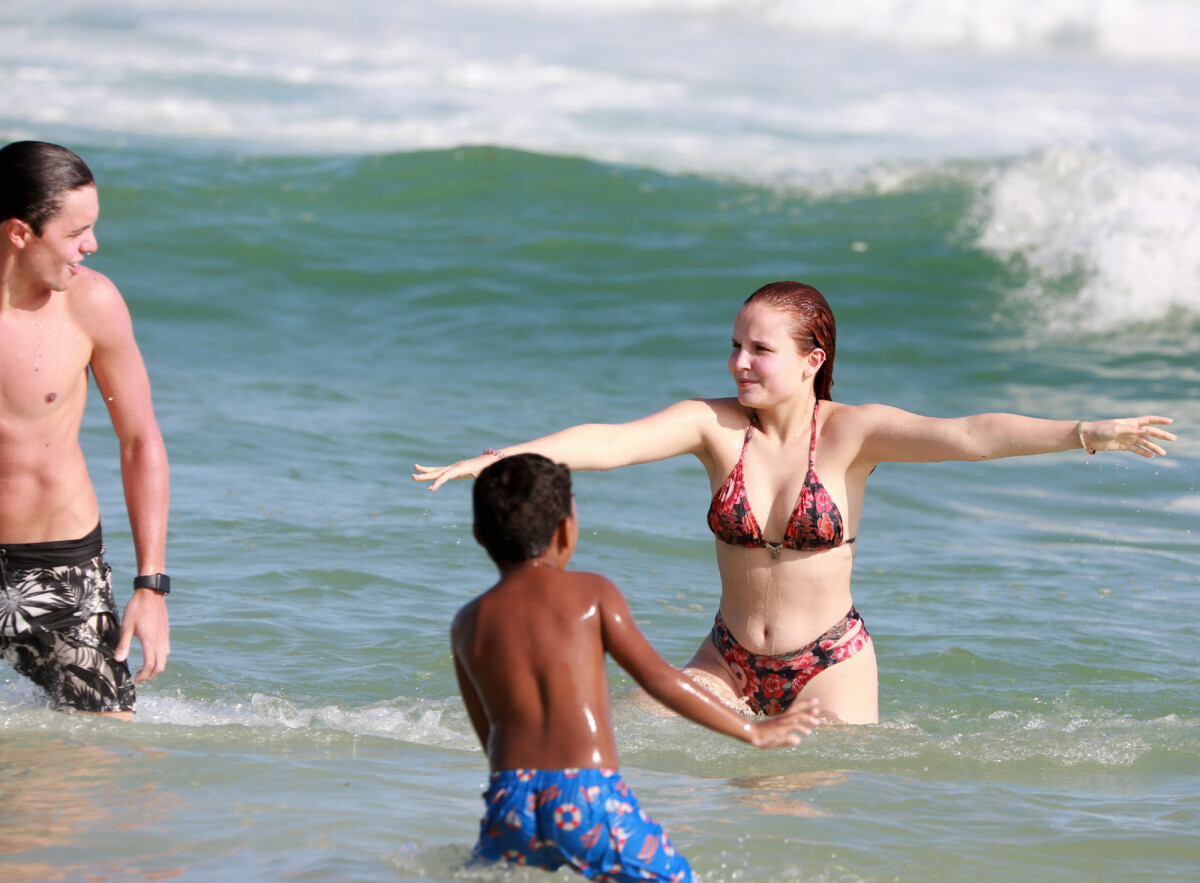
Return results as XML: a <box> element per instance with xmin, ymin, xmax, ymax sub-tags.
<box><xmin>0</xmin><ymin>524</ymin><xmax>135</xmax><ymax>713</ymax></box>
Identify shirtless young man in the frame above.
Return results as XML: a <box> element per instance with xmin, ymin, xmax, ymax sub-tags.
<box><xmin>0</xmin><ymin>141</ymin><xmax>170</xmax><ymax>720</ymax></box>
<box><xmin>454</xmin><ymin>453</ymin><xmax>819</xmax><ymax>881</ymax></box>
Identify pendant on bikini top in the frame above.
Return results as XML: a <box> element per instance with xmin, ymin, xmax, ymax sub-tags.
<box><xmin>765</xmin><ymin>542</ymin><xmax>783</xmax><ymax>560</ymax></box>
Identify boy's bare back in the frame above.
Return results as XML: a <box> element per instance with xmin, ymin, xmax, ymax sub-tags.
<box><xmin>452</xmin><ymin>565</ymin><xmax>625</xmax><ymax>770</ymax></box>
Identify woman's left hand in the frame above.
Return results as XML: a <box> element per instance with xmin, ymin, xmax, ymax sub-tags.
<box><xmin>1081</xmin><ymin>416</ymin><xmax>1176</xmax><ymax>458</ymax></box>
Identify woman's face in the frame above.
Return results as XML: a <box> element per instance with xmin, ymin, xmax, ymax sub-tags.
<box><xmin>728</xmin><ymin>302</ymin><xmax>820</xmax><ymax>408</ymax></box>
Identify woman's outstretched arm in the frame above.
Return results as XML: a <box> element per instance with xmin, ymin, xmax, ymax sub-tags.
<box><xmin>853</xmin><ymin>406</ymin><xmax>1176</xmax><ymax>466</ymax></box>
<box><xmin>413</xmin><ymin>398</ymin><xmax>720</xmax><ymax>490</ymax></box>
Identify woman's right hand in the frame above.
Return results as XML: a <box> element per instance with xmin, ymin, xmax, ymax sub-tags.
<box><xmin>413</xmin><ymin>454</ymin><xmax>499</xmax><ymax>491</ymax></box>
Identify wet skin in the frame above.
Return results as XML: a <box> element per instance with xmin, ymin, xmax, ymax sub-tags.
<box><xmin>452</xmin><ymin>505</ymin><xmax>819</xmax><ymax>772</ymax></box>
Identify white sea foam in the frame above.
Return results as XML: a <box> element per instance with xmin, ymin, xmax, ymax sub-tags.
<box><xmin>0</xmin><ymin>680</ymin><xmax>474</xmax><ymax>747</ymax></box>
<box><xmin>459</xmin><ymin>0</ymin><xmax>1200</xmax><ymax>61</ymax></box>
<box><xmin>972</xmin><ymin>148</ymin><xmax>1200</xmax><ymax>333</ymax></box>
<box><xmin>3</xmin><ymin>1</ymin><xmax>1197</xmax><ymax>333</ymax></box>
<box><xmin>3</xmin><ymin>0</ymin><xmax>1197</xmax><ymax>169</ymax></box>
<box><xmin>135</xmin><ymin>692</ymin><xmax>478</xmax><ymax>747</ymax></box>
<box><xmin>768</xmin><ymin>0</ymin><xmax>1200</xmax><ymax>62</ymax></box>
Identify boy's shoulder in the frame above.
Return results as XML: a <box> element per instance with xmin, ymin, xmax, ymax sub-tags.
<box><xmin>461</xmin><ymin>568</ymin><xmax>620</xmax><ymax>617</ymax></box>
<box><xmin>508</xmin><ymin>567</ymin><xmax>618</xmax><ymax>597</ymax></box>
<box><xmin>531</xmin><ymin>567</ymin><xmax>618</xmax><ymax>595</ymax></box>
<box><xmin>450</xmin><ymin>590</ymin><xmax>485</xmax><ymax>641</ymax></box>
<box><xmin>451</xmin><ymin>568</ymin><xmax>621</xmax><ymax>654</ymax></box>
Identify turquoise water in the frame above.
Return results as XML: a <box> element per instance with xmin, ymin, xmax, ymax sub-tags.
<box><xmin>3</xmin><ymin>2</ymin><xmax>1199</xmax><ymax>880</ymax></box>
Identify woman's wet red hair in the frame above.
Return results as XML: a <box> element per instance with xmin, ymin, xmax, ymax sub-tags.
<box><xmin>743</xmin><ymin>281</ymin><xmax>837</xmax><ymax>401</ymax></box>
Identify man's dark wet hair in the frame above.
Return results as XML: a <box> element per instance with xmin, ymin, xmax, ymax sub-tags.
<box><xmin>0</xmin><ymin>141</ymin><xmax>95</xmax><ymax>236</ymax></box>
<box><xmin>473</xmin><ymin>453</ymin><xmax>572</xmax><ymax>565</ymax></box>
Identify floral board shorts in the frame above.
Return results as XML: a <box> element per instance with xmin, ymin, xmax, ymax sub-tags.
<box><xmin>473</xmin><ymin>768</ymin><xmax>694</xmax><ymax>882</ymax></box>
<box><xmin>0</xmin><ymin>524</ymin><xmax>135</xmax><ymax>713</ymax></box>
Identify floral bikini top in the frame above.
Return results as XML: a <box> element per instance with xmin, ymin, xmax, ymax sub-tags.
<box><xmin>707</xmin><ymin>401</ymin><xmax>855</xmax><ymax>559</ymax></box>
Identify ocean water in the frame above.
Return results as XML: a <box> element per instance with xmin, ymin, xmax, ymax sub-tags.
<box><xmin>2</xmin><ymin>1</ymin><xmax>1199</xmax><ymax>881</ymax></box>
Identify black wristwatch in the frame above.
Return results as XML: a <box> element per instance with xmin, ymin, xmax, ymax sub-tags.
<box><xmin>133</xmin><ymin>573</ymin><xmax>171</xmax><ymax>595</ymax></box>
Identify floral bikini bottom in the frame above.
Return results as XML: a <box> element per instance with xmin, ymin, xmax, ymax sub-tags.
<box><xmin>709</xmin><ymin>606</ymin><xmax>871</xmax><ymax>716</ymax></box>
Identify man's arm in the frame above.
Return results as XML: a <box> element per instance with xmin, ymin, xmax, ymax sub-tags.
<box><xmin>79</xmin><ymin>270</ymin><xmax>170</xmax><ymax>683</ymax></box>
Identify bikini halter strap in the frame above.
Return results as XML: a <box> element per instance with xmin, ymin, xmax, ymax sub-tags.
<box><xmin>809</xmin><ymin>400</ymin><xmax>821</xmax><ymax>467</ymax></box>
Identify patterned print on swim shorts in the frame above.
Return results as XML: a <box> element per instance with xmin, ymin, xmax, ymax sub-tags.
<box><xmin>0</xmin><ymin>547</ymin><xmax>134</xmax><ymax>713</ymax></box>
<box><xmin>473</xmin><ymin>767</ymin><xmax>693</xmax><ymax>882</ymax></box>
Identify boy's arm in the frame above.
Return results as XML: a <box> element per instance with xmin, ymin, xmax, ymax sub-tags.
<box><xmin>454</xmin><ymin>654</ymin><xmax>491</xmax><ymax>751</ymax></box>
<box><xmin>597</xmin><ymin>578</ymin><xmax>818</xmax><ymax>748</ymax></box>
<box><xmin>451</xmin><ymin>612</ymin><xmax>491</xmax><ymax>751</ymax></box>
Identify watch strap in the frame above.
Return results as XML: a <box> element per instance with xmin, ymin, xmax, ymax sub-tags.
<box><xmin>133</xmin><ymin>573</ymin><xmax>171</xmax><ymax>594</ymax></box>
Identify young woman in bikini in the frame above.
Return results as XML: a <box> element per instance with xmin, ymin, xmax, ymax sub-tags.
<box><xmin>415</xmin><ymin>281</ymin><xmax>1176</xmax><ymax>723</ymax></box>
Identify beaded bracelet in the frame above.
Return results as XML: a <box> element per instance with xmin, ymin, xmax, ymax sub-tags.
<box><xmin>482</xmin><ymin>448</ymin><xmax>506</xmax><ymax>459</ymax></box>
<box><xmin>1075</xmin><ymin>421</ymin><xmax>1096</xmax><ymax>456</ymax></box>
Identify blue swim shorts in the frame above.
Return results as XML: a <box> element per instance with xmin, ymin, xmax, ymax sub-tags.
<box><xmin>472</xmin><ymin>767</ymin><xmax>694</xmax><ymax>882</ymax></box>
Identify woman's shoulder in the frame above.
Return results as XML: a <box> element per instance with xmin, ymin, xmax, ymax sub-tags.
<box><xmin>823</xmin><ymin>400</ymin><xmax>912</xmax><ymax>424</ymax></box>
<box><xmin>689</xmin><ymin>396</ymin><xmax>752</xmax><ymax>421</ymax></box>
<box><xmin>681</xmin><ymin>397</ymin><xmax>758</xmax><ymax>440</ymax></box>
<box><xmin>647</xmin><ymin>396</ymin><xmax>750</xmax><ymax>428</ymax></box>
<box><xmin>821</xmin><ymin>401</ymin><xmax>930</xmax><ymax>453</ymax></box>
<box><xmin>655</xmin><ymin>398</ymin><xmax>752</xmax><ymax>468</ymax></box>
